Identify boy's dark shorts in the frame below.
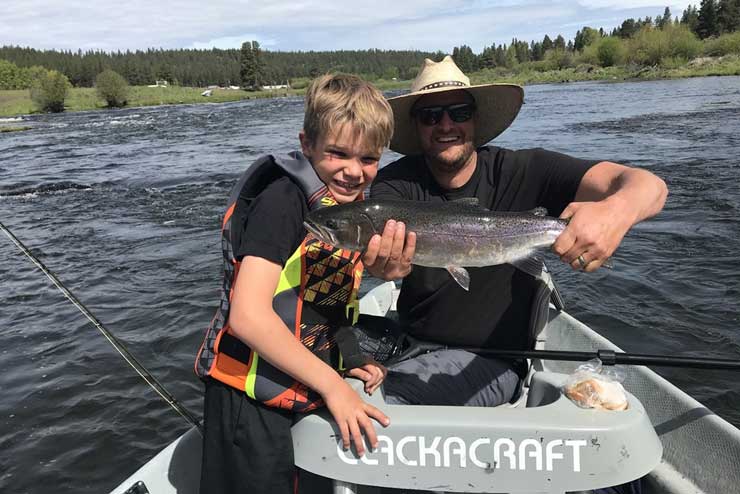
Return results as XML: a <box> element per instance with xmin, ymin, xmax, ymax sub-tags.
<box><xmin>199</xmin><ymin>377</ymin><xmax>331</xmax><ymax>494</ymax></box>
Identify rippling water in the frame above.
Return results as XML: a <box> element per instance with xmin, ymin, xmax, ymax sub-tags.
<box><xmin>1</xmin><ymin>77</ymin><xmax>739</xmax><ymax>493</ymax></box>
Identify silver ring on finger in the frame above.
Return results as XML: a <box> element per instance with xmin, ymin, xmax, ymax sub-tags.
<box><xmin>577</xmin><ymin>254</ymin><xmax>588</xmax><ymax>269</ymax></box>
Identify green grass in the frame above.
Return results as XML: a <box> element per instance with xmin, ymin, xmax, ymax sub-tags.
<box><xmin>1</xmin><ymin>57</ymin><xmax>739</xmax><ymax>118</ymax></box>
<box><xmin>0</xmin><ymin>85</ymin><xmax>303</xmax><ymax>117</ymax></box>
<box><xmin>0</xmin><ymin>89</ymin><xmax>34</xmax><ymax>116</ymax></box>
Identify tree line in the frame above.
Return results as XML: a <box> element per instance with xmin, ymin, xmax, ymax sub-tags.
<box><xmin>449</xmin><ymin>1</ymin><xmax>740</xmax><ymax>72</ymax></box>
<box><xmin>1</xmin><ymin>0</ymin><xmax>738</xmax><ymax>92</ymax></box>
<box><xmin>0</xmin><ymin>45</ymin><xmax>439</xmax><ymax>89</ymax></box>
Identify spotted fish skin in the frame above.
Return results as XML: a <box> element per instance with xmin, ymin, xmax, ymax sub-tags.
<box><xmin>304</xmin><ymin>198</ymin><xmax>566</xmax><ymax>278</ymax></box>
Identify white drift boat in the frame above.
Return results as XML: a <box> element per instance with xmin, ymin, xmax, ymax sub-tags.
<box><xmin>111</xmin><ymin>280</ymin><xmax>740</xmax><ymax>494</ymax></box>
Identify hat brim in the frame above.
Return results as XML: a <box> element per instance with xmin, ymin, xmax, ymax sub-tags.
<box><xmin>388</xmin><ymin>83</ymin><xmax>524</xmax><ymax>156</ymax></box>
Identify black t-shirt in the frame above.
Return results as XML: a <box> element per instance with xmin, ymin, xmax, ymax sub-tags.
<box><xmin>231</xmin><ymin>176</ymin><xmax>308</xmax><ymax>264</ymax></box>
<box><xmin>370</xmin><ymin>146</ymin><xmax>598</xmax><ymax>350</ymax></box>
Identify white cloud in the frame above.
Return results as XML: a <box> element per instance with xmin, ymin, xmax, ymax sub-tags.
<box><xmin>0</xmin><ymin>0</ymin><xmax>698</xmax><ymax>53</ymax></box>
<box><xmin>577</xmin><ymin>0</ymin><xmax>690</xmax><ymax>9</ymax></box>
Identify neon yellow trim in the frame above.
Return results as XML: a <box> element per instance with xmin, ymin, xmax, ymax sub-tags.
<box><xmin>275</xmin><ymin>245</ymin><xmax>303</xmax><ymax>295</ymax></box>
<box><xmin>345</xmin><ymin>298</ymin><xmax>360</xmax><ymax>325</ymax></box>
<box><xmin>245</xmin><ymin>353</ymin><xmax>259</xmax><ymax>398</ymax></box>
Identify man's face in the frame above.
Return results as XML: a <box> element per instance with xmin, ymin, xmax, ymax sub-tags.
<box><xmin>413</xmin><ymin>90</ymin><xmax>476</xmax><ymax>175</ymax></box>
<box><xmin>300</xmin><ymin>125</ymin><xmax>382</xmax><ymax>204</ymax></box>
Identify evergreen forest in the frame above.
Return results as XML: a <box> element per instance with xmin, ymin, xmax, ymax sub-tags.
<box><xmin>1</xmin><ymin>1</ymin><xmax>738</xmax><ymax>93</ymax></box>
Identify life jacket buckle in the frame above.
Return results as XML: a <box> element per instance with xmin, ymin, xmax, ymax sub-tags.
<box><xmin>345</xmin><ymin>299</ymin><xmax>360</xmax><ymax>325</ymax></box>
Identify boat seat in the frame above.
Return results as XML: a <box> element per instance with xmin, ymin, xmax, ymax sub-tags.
<box><xmin>292</xmin><ymin>372</ymin><xmax>662</xmax><ymax>494</ymax></box>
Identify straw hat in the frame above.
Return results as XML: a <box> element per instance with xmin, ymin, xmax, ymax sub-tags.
<box><xmin>388</xmin><ymin>56</ymin><xmax>524</xmax><ymax>156</ymax></box>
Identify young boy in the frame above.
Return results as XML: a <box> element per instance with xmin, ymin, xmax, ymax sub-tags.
<box><xmin>195</xmin><ymin>74</ymin><xmax>395</xmax><ymax>494</ymax></box>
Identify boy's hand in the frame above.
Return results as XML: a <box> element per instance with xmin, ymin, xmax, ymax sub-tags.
<box><xmin>322</xmin><ymin>380</ymin><xmax>390</xmax><ymax>456</ymax></box>
<box><xmin>363</xmin><ymin>220</ymin><xmax>416</xmax><ymax>280</ymax></box>
<box><xmin>346</xmin><ymin>360</ymin><xmax>387</xmax><ymax>395</ymax></box>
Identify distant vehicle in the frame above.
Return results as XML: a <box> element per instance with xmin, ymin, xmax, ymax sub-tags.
<box><xmin>147</xmin><ymin>80</ymin><xmax>169</xmax><ymax>88</ymax></box>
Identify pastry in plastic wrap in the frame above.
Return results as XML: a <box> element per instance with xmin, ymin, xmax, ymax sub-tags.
<box><xmin>563</xmin><ymin>358</ymin><xmax>629</xmax><ymax>411</ymax></box>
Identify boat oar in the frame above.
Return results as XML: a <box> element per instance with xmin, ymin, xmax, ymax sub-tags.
<box><xmin>456</xmin><ymin>347</ymin><xmax>740</xmax><ymax>370</ymax></box>
<box><xmin>0</xmin><ymin>221</ymin><xmax>203</xmax><ymax>432</ymax></box>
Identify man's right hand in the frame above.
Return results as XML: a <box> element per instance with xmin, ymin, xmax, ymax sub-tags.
<box><xmin>362</xmin><ymin>220</ymin><xmax>416</xmax><ymax>280</ymax></box>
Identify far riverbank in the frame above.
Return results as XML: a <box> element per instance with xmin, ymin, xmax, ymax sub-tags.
<box><xmin>1</xmin><ymin>55</ymin><xmax>738</xmax><ymax>119</ymax></box>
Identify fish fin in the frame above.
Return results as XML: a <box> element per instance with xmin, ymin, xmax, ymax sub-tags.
<box><xmin>510</xmin><ymin>256</ymin><xmax>545</xmax><ymax>278</ymax></box>
<box><xmin>529</xmin><ymin>207</ymin><xmax>549</xmax><ymax>217</ymax></box>
<box><xmin>452</xmin><ymin>198</ymin><xmax>482</xmax><ymax>208</ymax></box>
<box><xmin>446</xmin><ymin>265</ymin><xmax>470</xmax><ymax>291</ymax></box>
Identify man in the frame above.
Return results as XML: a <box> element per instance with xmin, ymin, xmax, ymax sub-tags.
<box><xmin>363</xmin><ymin>55</ymin><xmax>668</xmax><ymax>410</ymax></box>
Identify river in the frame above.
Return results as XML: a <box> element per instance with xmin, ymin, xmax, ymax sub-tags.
<box><xmin>1</xmin><ymin>76</ymin><xmax>739</xmax><ymax>493</ymax></box>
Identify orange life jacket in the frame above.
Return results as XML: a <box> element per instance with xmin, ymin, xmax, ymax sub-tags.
<box><xmin>194</xmin><ymin>152</ymin><xmax>363</xmax><ymax>412</ymax></box>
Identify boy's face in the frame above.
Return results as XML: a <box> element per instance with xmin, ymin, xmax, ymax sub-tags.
<box><xmin>300</xmin><ymin>125</ymin><xmax>382</xmax><ymax>204</ymax></box>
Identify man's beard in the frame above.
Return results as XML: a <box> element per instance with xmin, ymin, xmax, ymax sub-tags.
<box><xmin>426</xmin><ymin>141</ymin><xmax>476</xmax><ymax>176</ymax></box>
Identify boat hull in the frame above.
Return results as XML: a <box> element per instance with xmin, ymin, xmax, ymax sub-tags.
<box><xmin>111</xmin><ymin>282</ymin><xmax>740</xmax><ymax>494</ymax></box>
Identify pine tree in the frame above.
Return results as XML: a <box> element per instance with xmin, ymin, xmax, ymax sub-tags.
<box><xmin>240</xmin><ymin>40</ymin><xmax>263</xmax><ymax>90</ymax></box>
<box><xmin>479</xmin><ymin>45</ymin><xmax>496</xmax><ymax>68</ymax></box>
<box><xmin>554</xmin><ymin>35</ymin><xmax>566</xmax><ymax>50</ymax></box>
<box><xmin>505</xmin><ymin>44</ymin><xmax>518</xmax><ymax>67</ymax></box>
<box><xmin>495</xmin><ymin>45</ymin><xmax>508</xmax><ymax>67</ymax></box>
<box><xmin>697</xmin><ymin>0</ymin><xmax>720</xmax><ymax>38</ymax></box>
<box><xmin>574</xmin><ymin>27</ymin><xmax>600</xmax><ymax>51</ymax></box>
<box><xmin>681</xmin><ymin>5</ymin><xmax>700</xmax><ymax>34</ymax></box>
<box><xmin>617</xmin><ymin>18</ymin><xmax>638</xmax><ymax>38</ymax></box>
<box><xmin>530</xmin><ymin>41</ymin><xmax>544</xmax><ymax>61</ymax></box>
<box><xmin>657</xmin><ymin>7</ymin><xmax>672</xmax><ymax>29</ymax></box>
<box><xmin>452</xmin><ymin>45</ymin><xmax>478</xmax><ymax>72</ymax></box>
<box><xmin>717</xmin><ymin>0</ymin><xmax>740</xmax><ymax>32</ymax></box>
<box><xmin>542</xmin><ymin>35</ymin><xmax>553</xmax><ymax>52</ymax></box>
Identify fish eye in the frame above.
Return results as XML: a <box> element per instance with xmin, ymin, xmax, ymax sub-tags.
<box><xmin>326</xmin><ymin>219</ymin><xmax>338</xmax><ymax>229</ymax></box>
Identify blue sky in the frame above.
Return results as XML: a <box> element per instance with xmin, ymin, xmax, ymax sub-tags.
<box><xmin>2</xmin><ymin>1</ymin><xmax>694</xmax><ymax>53</ymax></box>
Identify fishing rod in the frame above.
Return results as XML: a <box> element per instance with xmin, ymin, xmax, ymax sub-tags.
<box><xmin>0</xmin><ymin>221</ymin><xmax>202</xmax><ymax>432</ymax></box>
<box><xmin>456</xmin><ymin>347</ymin><xmax>740</xmax><ymax>371</ymax></box>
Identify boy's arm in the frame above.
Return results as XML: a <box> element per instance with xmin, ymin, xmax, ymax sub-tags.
<box><xmin>346</xmin><ymin>361</ymin><xmax>387</xmax><ymax>395</ymax></box>
<box><xmin>228</xmin><ymin>255</ymin><xmax>390</xmax><ymax>454</ymax></box>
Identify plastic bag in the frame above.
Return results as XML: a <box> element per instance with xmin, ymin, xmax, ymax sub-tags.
<box><xmin>563</xmin><ymin>358</ymin><xmax>629</xmax><ymax>411</ymax></box>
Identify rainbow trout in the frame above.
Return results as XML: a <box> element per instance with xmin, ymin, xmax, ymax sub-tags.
<box><xmin>304</xmin><ymin>198</ymin><xmax>567</xmax><ymax>290</ymax></box>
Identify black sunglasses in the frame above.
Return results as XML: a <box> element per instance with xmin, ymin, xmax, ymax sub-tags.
<box><xmin>412</xmin><ymin>103</ymin><xmax>476</xmax><ymax>126</ymax></box>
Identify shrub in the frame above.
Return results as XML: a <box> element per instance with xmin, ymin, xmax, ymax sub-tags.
<box><xmin>543</xmin><ymin>49</ymin><xmax>574</xmax><ymax>70</ymax></box>
<box><xmin>289</xmin><ymin>78</ymin><xmax>310</xmax><ymax>90</ymax></box>
<box><xmin>628</xmin><ymin>25</ymin><xmax>701</xmax><ymax>66</ymax></box>
<box><xmin>668</xmin><ymin>25</ymin><xmax>703</xmax><ymax>61</ymax></box>
<box><xmin>30</xmin><ymin>69</ymin><xmax>71</xmax><ymax>112</ymax></box>
<box><xmin>628</xmin><ymin>27</ymin><xmax>670</xmax><ymax>66</ymax></box>
<box><xmin>704</xmin><ymin>32</ymin><xmax>740</xmax><ymax>56</ymax></box>
<box><xmin>95</xmin><ymin>69</ymin><xmax>129</xmax><ymax>108</ymax></box>
<box><xmin>596</xmin><ymin>37</ymin><xmax>626</xmax><ymax>67</ymax></box>
<box><xmin>0</xmin><ymin>59</ymin><xmax>28</xmax><ymax>89</ymax></box>
<box><xmin>523</xmin><ymin>60</ymin><xmax>551</xmax><ymax>72</ymax></box>
<box><xmin>577</xmin><ymin>44</ymin><xmax>600</xmax><ymax>66</ymax></box>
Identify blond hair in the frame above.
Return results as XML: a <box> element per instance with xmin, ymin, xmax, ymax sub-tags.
<box><xmin>303</xmin><ymin>74</ymin><xmax>393</xmax><ymax>151</ymax></box>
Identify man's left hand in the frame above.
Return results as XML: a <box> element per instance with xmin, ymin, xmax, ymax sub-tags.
<box><xmin>552</xmin><ymin>199</ymin><xmax>633</xmax><ymax>272</ymax></box>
